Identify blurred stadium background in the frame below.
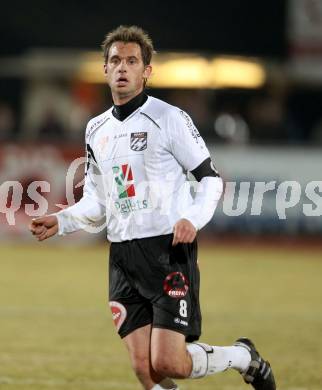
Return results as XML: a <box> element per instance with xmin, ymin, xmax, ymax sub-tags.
<box><xmin>0</xmin><ymin>1</ymin><xmax>321</xmax><ymax>389</ymax></box>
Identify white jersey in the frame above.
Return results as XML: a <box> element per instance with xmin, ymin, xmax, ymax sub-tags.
<box><xmin>56</xmin><ymin>96</ymin><xmax>223</xmax><ymax>242</ymax></box>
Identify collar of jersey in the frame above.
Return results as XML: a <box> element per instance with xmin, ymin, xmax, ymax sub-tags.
<box><xmin>109</xmin><ymin>95</ymin><xmax>151</xmax><ymax>124</ymax></box>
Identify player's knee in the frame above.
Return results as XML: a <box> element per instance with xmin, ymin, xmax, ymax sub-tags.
<box><xmin>152</xmin><ymin>356</ymin><xmax>170</xmax><ymax>377</ymax></box>
<box><xmin>152</xmin><ymin>355</ymin><xmax>183</xmax><ymax>378</ymax></box>
<box><xmin>131</xmin><ymin>355</ymin><xmax>150</xmax><ymax>379</ymax></box>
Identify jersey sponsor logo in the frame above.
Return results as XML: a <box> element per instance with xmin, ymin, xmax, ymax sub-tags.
<box><xmin>114</xmin><ymin>198</ymin><xmax>148</xmax><ymax>214</ymax></box>
<box><xmin>130</xmin><ymin>132</ymin><xmax>147</xmax><ymax>151</ymax></box>
<box><xmin>174</xmin><ymin>317</ymin><xmax>188</xmax><ymax>326</ymax></box>
<box><xmin>97</xmin><ymin>135</ymin><xmax>109</xmax><ymax>159</ymax></box>
<box><xmin>114</xmin><ymin>132</ymin><xmax>128</xmax><ymax>139</ymax></box>
<box><xmin>109</xmin><ymin>301</ymin><xmax>127</xmax><ymax>331</ymax></box>
<box><xmin>112</xmin><ymin>163</ymin><xmax>151</xmax><ymax>214</ymax></box>
<box><xmin>163</xmin><ymin>272</ymin><xmax>189</xmax><ymax>299</ymax></box>
<box><xmin>98</xmin><ymin>135</ymin><xmax>109</xmax><ymax>151</ymax></box>
<box><xmin>112</xmin><ymin>164</ymin><xmax>135</xmax><ymax>198</ymax></box>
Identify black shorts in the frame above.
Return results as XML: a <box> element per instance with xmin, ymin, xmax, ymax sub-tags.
<box><xmin>108</xmin><ymin>233</ymin><xmax>201</xmax><ymax>342</ymax></box>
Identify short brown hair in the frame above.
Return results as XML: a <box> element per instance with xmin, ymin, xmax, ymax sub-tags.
<box><xmin>102</xmin><ymin>25</ymin><xmax>154</xmax><ymax>66</ymax></box>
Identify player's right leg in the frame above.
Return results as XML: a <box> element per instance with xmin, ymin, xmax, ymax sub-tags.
<box><xmin>108</xmin><ymin>242</ymin><xmax>178</xmax><ymax>390</ymax></box>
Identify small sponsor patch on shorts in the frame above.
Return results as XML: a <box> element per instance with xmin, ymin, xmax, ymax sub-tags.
<box><xmin>109</xmin><ymin>301</ymin><xmax>127</xmax><ymax>331</ymax></box>
<box><xmin>163</xmin><ymin>272</ymin><xmax>189</xmax><ymax>299</ymax></box>
<box><xmin>174</xmin><ymin>317</ymin><xmax>188</xmax><ymax>326</ymax></box>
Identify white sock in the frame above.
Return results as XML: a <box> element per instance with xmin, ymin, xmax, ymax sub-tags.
<box><xmin>187</xmin><ymin>342</ymin><xmax>251</xmax><ymax>378</ymax></box>
<box><xmin>150</xmin><ymin>378</ymin><xmax>179</xmax><ymax>389</ymax></box>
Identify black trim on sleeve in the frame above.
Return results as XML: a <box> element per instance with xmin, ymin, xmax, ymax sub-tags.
<box><xmin>86</xmin><ymin>143</ymin><xmax>97</xmax><ymax>163</ymax></box>
<box><xmin>85</xmin><ymin>143</ymin><xmax>97</xmax><ymax>175</ymax></box>
<box><xmin>190</xmin><ymin>157</ymin><xmax>220</xmax><ymax>182</ymax></box>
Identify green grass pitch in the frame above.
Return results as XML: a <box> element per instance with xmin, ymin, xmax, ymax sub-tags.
<box><xmin>0</xmin><ymin>243</ymin><xmax>321</xmax><ymax>389</ymax></box>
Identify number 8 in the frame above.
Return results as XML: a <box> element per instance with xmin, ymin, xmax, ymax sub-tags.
<box><xmin>179</xmin><ymin>299</ymin><xmax>187</xmax><ymax>317</ymax></box>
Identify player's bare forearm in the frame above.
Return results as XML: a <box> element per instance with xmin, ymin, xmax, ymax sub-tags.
<box><xmin>172</xmin><ymin>218</ymin><xmax>197</xmax><ymax>246</ymax></box>
<box><xmin>29</xmin><ymin>215</ymin><xmax>58</xmax><ymax>242</ymax></box>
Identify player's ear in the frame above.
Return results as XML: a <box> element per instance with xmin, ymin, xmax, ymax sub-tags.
<box><xmin>103</xmin><ymin>63</ymin><xmax>108</xmax><ymax>77</ymax></box>
<box><xmin>143</xmin><ymin>64</ymin><xmax>152</xmax><ymax>80</ymax></box>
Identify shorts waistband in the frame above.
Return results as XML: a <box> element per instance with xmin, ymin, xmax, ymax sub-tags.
<box><xmin>110</xmin><ymin>233</ymin><xmax>173</xmax><ymax>246</ymax></box>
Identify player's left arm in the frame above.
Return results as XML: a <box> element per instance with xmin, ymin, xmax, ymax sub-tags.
<box><xmin>168</xmin><ymin>109</ymin><xmax>223</xmax><ymax>245</ymax></box>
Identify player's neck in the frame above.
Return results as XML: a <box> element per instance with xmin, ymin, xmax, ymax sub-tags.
<box><xmin>112</xmin><ymin>90</ymin><xmax>148</xmax><ymax>122</ymax></box>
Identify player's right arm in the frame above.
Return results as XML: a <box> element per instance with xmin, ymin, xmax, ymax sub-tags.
<box><xmin>29</xmin><ymin>124</ymin><xmax>106</xmax><ymax>242</ymax></box>
<box><xmin>54</xmin><ymin>146</ymin><xmax>106</xmax><ymax>236</ymax></box>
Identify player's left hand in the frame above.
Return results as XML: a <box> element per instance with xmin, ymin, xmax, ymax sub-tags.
<box><xmin>172</xmin><ymin>218</ymin><xmax>197</xmax><ymax>246</ymax></box>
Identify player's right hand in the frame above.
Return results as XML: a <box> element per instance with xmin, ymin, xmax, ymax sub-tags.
<box><xmin>29</xmin><ymin>215</ymin><xmax>58</xmax><ymax>242</ymax></box>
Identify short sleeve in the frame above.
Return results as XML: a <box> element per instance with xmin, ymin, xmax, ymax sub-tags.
<box><xmin>167</xmin><ymin>109</ymin><xmax>210</xmax><ymax>172</ymax></box>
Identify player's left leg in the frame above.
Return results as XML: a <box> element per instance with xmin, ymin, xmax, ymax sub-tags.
<box><xmin>151</xmin><ymin>327</ymin><xmax>276</xmax><ymax>389</ymax></box>
<box><xmin>151</xmin><ymin>328</ymin><xmax>251</xmax><ymax>379</ymax></box>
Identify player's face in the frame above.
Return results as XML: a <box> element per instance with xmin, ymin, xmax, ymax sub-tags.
<box><xmin>104</xmin><ymin>42</ymin><xmax>152</xmax><ymax>104</ymax></box>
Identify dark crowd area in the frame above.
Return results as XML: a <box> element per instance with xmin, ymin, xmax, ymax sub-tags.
<box><xmin>1</xmin><ymin>80</ymin><xmax>322</xmax><ymax>147</ymax></box>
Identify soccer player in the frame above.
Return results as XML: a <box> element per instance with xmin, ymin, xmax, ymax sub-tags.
<box><xmin>29</xmin><ymin>25</ymin><xmax>276</xmax><ymax>390</ymax></box>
